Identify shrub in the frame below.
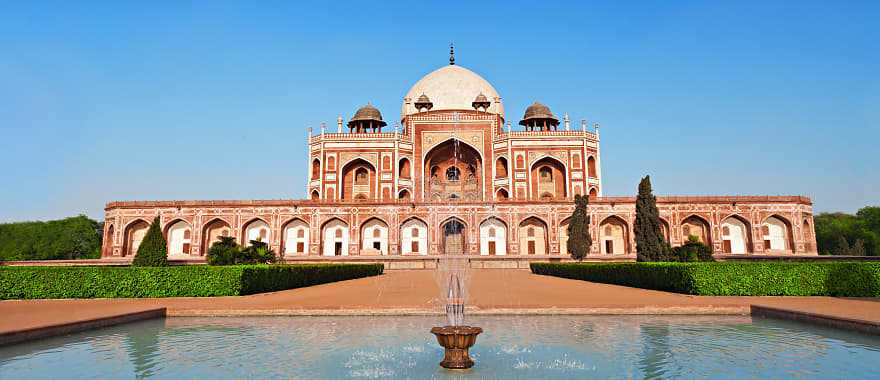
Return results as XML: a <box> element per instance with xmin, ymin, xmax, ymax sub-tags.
<box><xmin>672</xmin><ymin>236</ymin><xmax>714</xmax><ymax>262</ymax></box>
<box><xmin>0</xmin><ymin>264</ymin><xmax>384</xmax><ymax>299</ymax></box>
<box><xmin>530</xmin><ymin>262</ymin><xmax>880</xmax><ymax>296</ymax></box>
<box><xmin>131</xmin><ymin>217</ymin><xmax>168</xmax><ymax>267</ymax></box>
<box><xmin>206</xmin><ymin>237</ymin><xmax>277</xmax><ymax>265</ymax></box>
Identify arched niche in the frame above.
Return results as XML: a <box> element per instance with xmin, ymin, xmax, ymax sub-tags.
<box><xmin>496</xmin><ymin>188</ymin><xmax>509</xmax><ymax>201</ymax></box>
<box><xmin>123</xmin><ymin>219</ymin><xmax>150</xmax><ymax>257</ymax></box>
<box><xmin>322</xmin><ymin>218</ymin><xmax>349</xmax><ymax>256</ymax></box>
<box><xmin>559</xmin><ymin>218</ymin><xmax>571</xmax><ymax>256</ymax></box>
<box><xmin>282</xmin><ymin>219</ymin><xmax>309</xmax><ymax>256</ymax></box>
<box><xmin>361</xmin><ymin>218</ymin><xmax>389</xmax><ymax>256</ymax></box>
<box><xmin>165</xmin><ymin>219</ymin><xmax>193</xmax><ymax>256</ymax></box>
<box><xmin>341</xmin><ymin>158</ymin><xmax>376</xmax><ymax>200</ymax></box>
<box><xmin>530</xmin><ymin>157</ymin><xmax>566</xmax><ymax>200</ymax></box>
<box><xmin>681</xmin><ymin>215</ymin><xmax>711</xmax><ymax>246</ymax></box>
<box><xmin>399</xmin><ymin>158</ymin><xmax>411</xmax><ymax>179</ymax></box>
<box><xmin>202</xmin><ymin>218</ymin><xmax>232</xmax><ymax>254</ymax></box>
<box><xmin>311</xmin><ymin>158</ymin><xmax>320</xmax><ymax>180</ymax></box>
<box><xmin>441</xmin><ymin>218</ymin><xmax>467</xmax><ymax>255</ymax></box>
<box><xmin>600</xmin><ymin>216</ymin><xmax>629</xmax><ymax>255</ymax></box>
<box><xmin>243</xmin><ymin>219</ymin><xmax>270</xmax><ymax>246</ymax></box>
<box><xmin>721</xmin><ymin>215</ymin><xmax>751</xmax><ymax>254</ymax></box>
<box><xmin>480</xmin><ymin>218</ymin><xmax>507</xmax><ymax>256</ymax></box>
<box><xmin>587</xmin><ymin>156</ymin><xmax>597</xmax><ymax>178</ymax></box>
<box><xmin>495</xmin><ymin>157</ymin><xmax>508</xmax><ymax>178</ymax></box>
<box><xmin>762</xmin><ymin>215</ymin><xmax>793</xmax><ymax>252</ymax></box>
<box><xmin>518</xmin><ymin>217</ymin><xmax>548</xmax><ymax>255</ymax></box>
<box><xmin>424</xmin><ymin>139</ymin><xmax>482</xmax><ymax>201</ymax></box>
<box><xmin>400</xmin><ymin>218</ymin><xmax>428</xmax><ymax>255</ymax></box>
<box><xmin>398</xmin><ymin>189</ymin><xmax>411</xmax><ymax>200</ymax></box>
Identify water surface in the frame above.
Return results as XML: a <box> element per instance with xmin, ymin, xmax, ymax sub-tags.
<box><xmin>1</xmin><ymin>315</ymin><xmax>878</xmax><ymax>379</ymax></box>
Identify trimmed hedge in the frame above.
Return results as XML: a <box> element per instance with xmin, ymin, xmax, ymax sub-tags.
<box><xmin>0</xmin><ymin>264</ymin><xmax>383</xmax><ymax>299</ymax></box>
<box><xmin>530</xmin><ymin>262</ymin><xmax>880</xmax><ymax>296</ymax></box>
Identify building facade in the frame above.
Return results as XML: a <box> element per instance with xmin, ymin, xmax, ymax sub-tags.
<box><xmin>101</xmin><ymin>57</ymin><xmax>817</xmax><ymax>262</ymax></box>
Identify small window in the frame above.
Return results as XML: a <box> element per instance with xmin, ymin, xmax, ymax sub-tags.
<box><xmin>605</xmin><ymin>225</ymin><xmax>612</xmax><ymax>235</ymax></box>
<box><xmin>373</xmin><ymin>228</ymin><xmax>381</xmax><ymax>238</ymax></box>
<box><xmin>183</xmin><ymin>229</ymin><xmax>191</xmax><ymax>239</ymax></box>
<box><xmin>411</xmin><ymin>228</ymin><xmax>419</xmax><ymax>237</ymax></box>
<box><xmin>297</xmin><ymin>229</ymin><xmax>305</xmax><ymax>238</ymax></box>
<box><xmin>355</xmin><ymin>168</ymin><xmax>369</xmax><ymax>185</ymax></box>
<box><xmin>528</xmin><ymin>227</ymin><xmax>535</xmax><ymax>237</ymax></box>
<box><xmin>411</xmin><ymin>241</ymin><xmax>419</xmax><ymax>253</ymax></box>
<box><xmin>722</xmin><ymin>226</ymin><xmax>730</xmax><ymax>235</ymax></box>
<box><xmin>539</xmin><ymin>167</ymin><xmax>553</xmax><ymax>182</ymax></box>
<box><xmin>259</xmin><ymin>229</ymin><xmax>267</xmax><ymax>240</ymax></box>
<box><xmin>446</xmin><ymin>167</ymin><xmax>461</xmax><ymax>182</ymax></box>
<box><xmin>296</xmin><ymin>242</ymin><xmax>305</xmax><ymax>253</ymax></box>
<box><xmin>335</xmin><ymin>229</ymin><xmax>342</xmax><ymax>238</ymax></box>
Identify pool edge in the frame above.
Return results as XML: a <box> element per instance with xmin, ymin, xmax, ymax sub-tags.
<box><xmin>0</xmin><ymin>307</ymin><xmax>167</xmax><ymax>347</ymax></box>
<box><xmin>750</xmin><ymin>305</ymin><xmax>880</xmax><ymax>335</ymax></box>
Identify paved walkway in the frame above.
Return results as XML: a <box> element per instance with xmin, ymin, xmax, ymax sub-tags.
<box><xmin>2</xmin><ymin>270</ymin><xmax>879</xmax><ymax>337</ymax></box>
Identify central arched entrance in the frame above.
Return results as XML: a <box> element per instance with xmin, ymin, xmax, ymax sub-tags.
<box><xmin>442</xmin><ymin>219</ymin><xmax>466</xmax><ymax>255</ymax></box>
<box><xmin>424</xmin><ymin>139</ymin><xmax>483</xmax><ymax>201</ymax></box>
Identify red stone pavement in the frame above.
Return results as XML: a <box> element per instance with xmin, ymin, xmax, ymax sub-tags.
<box><xmin>2</xmin><ymin>270</ymin><xmax>879</xmax><ymax>335</ymax></box>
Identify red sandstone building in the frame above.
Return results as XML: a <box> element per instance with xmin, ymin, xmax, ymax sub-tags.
<box><xmin>101</xmin><ymin>54</ymin><xmax>817</xmax><ymax>266</ymax></box>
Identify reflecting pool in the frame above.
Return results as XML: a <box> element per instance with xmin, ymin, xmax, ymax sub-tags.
<box><xmin>1</xmin><ymin>315</ymin><xmax>879</xmax><ymax>379</ymax></box>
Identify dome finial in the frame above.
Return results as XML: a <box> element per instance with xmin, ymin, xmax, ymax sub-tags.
<box><xmin>449</xmin><ymin>43</ymin><xmax>455</xmax><ymax>65</ymax></box>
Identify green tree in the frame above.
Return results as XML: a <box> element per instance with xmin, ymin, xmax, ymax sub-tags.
<box><xmin>634</xmin><ymin>175</ymin><xmax>672</xmax><ymax>261</ymax></box>
<box><xmin>0</xmin><ymin>215</ymin><xmax>101</xmax><ymax>261</ymax></box>
<box><xmin>206</xmin><ymin>236</ymin><xmax>240</xmax><ymax>265</ymax></box>
<box><xmin>567</xmin><ymin>194</ymin><xmax>592</xmax><ymax>261</ymax></box>
<box><xmin>131</xmin><ymin>217</ymin><xmax>168</xmax><ymax>267</ymax></box>
<box><xmin>815</xmin><ymin>207</ymin><xmax>879</xmax><ymax>256</ymax></box>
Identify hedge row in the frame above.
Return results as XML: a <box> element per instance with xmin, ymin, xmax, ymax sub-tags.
<box><xmin>0</xmin><ymin>264</ymin><xmax>384</xmax><ymax>299</ymax></box>
<box><xmin>530</xmin><ymin>262</ymin><xmax>880</xmax><ymax>296</ymax></box>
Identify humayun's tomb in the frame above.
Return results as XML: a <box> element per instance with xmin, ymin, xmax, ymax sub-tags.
<box><xmin>100</xmin><ymin>52</ymin><xmax>817</xmax><ymax>267</ymax></box>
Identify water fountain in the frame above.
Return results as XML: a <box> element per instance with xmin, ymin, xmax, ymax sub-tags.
<box><xmin>430</xmin><ymin>114</ymin><xmax>483</xmax><ymax>369</ymax></box>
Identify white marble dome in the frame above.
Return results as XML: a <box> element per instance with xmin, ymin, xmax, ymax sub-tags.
<box><xmin>401</xmin><ymin>64</ymin><xmax>503</xmax><ymax>119</ymax></box>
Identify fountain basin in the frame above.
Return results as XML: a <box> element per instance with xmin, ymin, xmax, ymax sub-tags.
<box><xmin>430</xmin><ymin>325</ymin><xmax>483</xmax><ymax>369</ymax></box>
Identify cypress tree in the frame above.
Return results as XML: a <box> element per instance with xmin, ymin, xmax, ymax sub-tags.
<box><xmin>567</xmin><ymin>194</ymin><xmax>592</xmax><ymax>261</ymax></box>
<box><xmin>132</xmin><ymin>216</ymin><xmax>168</xmax><ymax>267</ymax></box>
<box><xmin>634</xmin><ymin>175</ymin><xmax>670</xmax><ymax>261</ymax></box>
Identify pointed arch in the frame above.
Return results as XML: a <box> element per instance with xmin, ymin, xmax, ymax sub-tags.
<box><xmin>311</xmin><ymin>158</ymin><xmax>321</xmax><ymax>180</ymax></box>
<box><xmin>202</xmin><ymin>217</ymin><xmax>232</xmax><ymax>255</ymax></box>
<box><xmin>495</xmin><ymin>187</ymin><xmax>509</xmax><ymax>200</ymax></box>
<box><xmin>310</xmin><ymin>190</ymin><xmax>320</xmax><ymax>201</ymax></box>
<box><xmin>281</xmin><ymin>218</ymin><xmax>309</xmax><ymax>256</ymax></box>
<box><xmin>398</xmin><ymin>189</ymin><xmax>411</xmax><ymax>200</ymax></box>
<box><xmin>398</xmin><ymin>157</ymin><xmax>411</xmax><ymax>179</ymax></box>
<box><xmin>423</xmin><ymin>138</ymin><xmax>483</xmax><ymax>201</ymax></box>
<box><xmin>440</xmin><ymin>217</ymin><xmax>468</xmax><ymax>255</ymax></box>
<box><xmin>480</xmin><ymin>217</ymin><xmax>507</xmax><ymax>256</ymax></box>
<box><xmin>658</xmin><ymin>217</ymin><xmax>671</xmax><ymax>243</ymax></box>
<box><xmin>495</xmin><ymin>156</ymin><xmax>508</xmax><ymax>178</ymax></box>
<box><xmin>599</xmin><ymin>215</ymin><xmax>629</xmax><ymax>255</ymax></box>
<box><xmin>341</xmin><ymin>158</ymin><xmax>377</xmax><ymax>200</ymax></box>
<box><xmin>530</xmin><ymin>156</ymin><xmax>567</xmax><ymax>200</ymax></box>
<box><xmin>587</xmin><ymin>156</ymin><xmax>597</xmax><ymax>178</ymax></box>
<box><xmin>681</xmin><ymin>214</ymin><xmax>711</xmax><ymax>246</ymax></box>
<box><xmin>321</xmin><ymin>218</ymin><xmax>349</xmax><ymax>256</ymax></box>
<box><xmin>122</xmin><ymin>218</ymin><xmax>150</xmax><ymax>257</ymax></box>
<box><xmin>164</xmin><ymin>219</ymin><xmax>193</xmax><ymax>256</ymax></box>
<box><xmin>102</xmin><ymin>224</ymin><xmax>115</xmax><ymax>257</ymax></box>
<box><xmin>360</xmin><ymin>217</ymin><xmax>389</xmax><ymax>255</ymax></box>
<box><xmin>519</xmin><ymin>216</ymin><xmax>549</xmax><ymax>255</ymax></box>
<box><xmin>721</xmin><ymin>214</ymin><xmax>751</xmax><ymax>254</ymax></box>
<box><xmin>242</xmin><ymin>217</ymin><xmax>271</xmax><ymax>247</ymax></box>
<box><xmin>400</xmin><ymin>217</ymin><xmax>428</xmax><ymax>255</ymax></box>
<box><xmin>762</xmin><ymin>214</ymin><xmax>794</xmax><ymax>252</ymax></box>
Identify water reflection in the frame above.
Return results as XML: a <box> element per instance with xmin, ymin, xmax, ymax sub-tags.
<box><xmin>0</xmin><ymin>315</ymin><xmax>878</xmax><ymax>379</ymax></box>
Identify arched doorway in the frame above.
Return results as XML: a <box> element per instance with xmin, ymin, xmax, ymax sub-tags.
<box><xmin>102</xmin><ymin>224</ymin><xmax>114</xmax><ymax>257</ymax></box>
<box><xmin>681</xmin><ymin>215</ymin><xmax>711</xmax><ymax>246</ymax></box>
<box><xmin>480</xmin><ymin>218</ymin><xmax>507</xmax><ymax>255</ymax></box>
<box><xmin>202</xmin><ymin>218</ymin><xmax>232</xmax><ymax>255</ymax></box>
<box><xmin>165</xmin><ymin>220</ymin><xmax>192</xmax><ymax>256</ymax></box>
<box><xmin>400</xmin><ymin>218</ymin><xmax>428</xmax><ymax>255</ymax></box>
<box><xmin>600</xmin><ymin>216</ymin><xmax>629</xmax><ymax>255</ymax></box>
<box><xmin>559</xmin><ymin>218</ymin><xmax>571</xmax><ymax>256</ymax></box>
<box><xmin>243</xmin><ymin>219</ymin><xmax>270</xmax><ymax>246</ymax></box>
<box><xmin>123</xmin><ymin>219</ymin><xmax>150</xmax><ymax>257</ymax></box>
<box><xmin>721</xmin><ymin>216</ymin><xmax>750</xmax><ymax>254</ymax></box>
<box><xmin>341</xmin><ymin>158</ymin><xmax>376</xmax><ymax>200</ymax></box>
<box><xmin>441</xmin><ymin>219</ymin><xmax>467</xmax><ymax>255</ymax></box>
<box><xmin>282</xmin><ymin>219</ymin><xmax>309</xmax><ymax>256</ymax></box>
<box><xmin>424</xmin><ymin>139</ymin><xmax>482</xmax><ymax>201</ymax></box>
<box><xmin>322</xmin><ymin>219</ymin><xmax>349</xmax><ymax>256</ymax></box>
<box><xmin>361</xmin><ymin>218</ymin><xmax>389</xmax><ymax>255</ymax></box>
<box><xmin>531</xmin><ymin>157</ymin><xmax>567</xmax><ymax>200</ymax></box>
<box><xmin>518</xmin><ymin>217</ymin><xmax>548</xmax><ymax>255</ymax></box>
<box><xmin>762</xmin><ymin>216</ymin><xmax>792</xmax><ymax>252</ymax></box>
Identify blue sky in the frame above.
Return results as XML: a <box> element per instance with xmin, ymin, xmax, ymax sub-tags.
<box><xmin>0</xmin><ymin>1</ymin><xmax>877</xmax><ymax>222</ymax></box>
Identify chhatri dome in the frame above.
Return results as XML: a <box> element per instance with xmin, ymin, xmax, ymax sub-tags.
<box><xmin>401</xmin><ymin>47</ymin><xmax>503</xmax><ymax>119</ymax></box>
